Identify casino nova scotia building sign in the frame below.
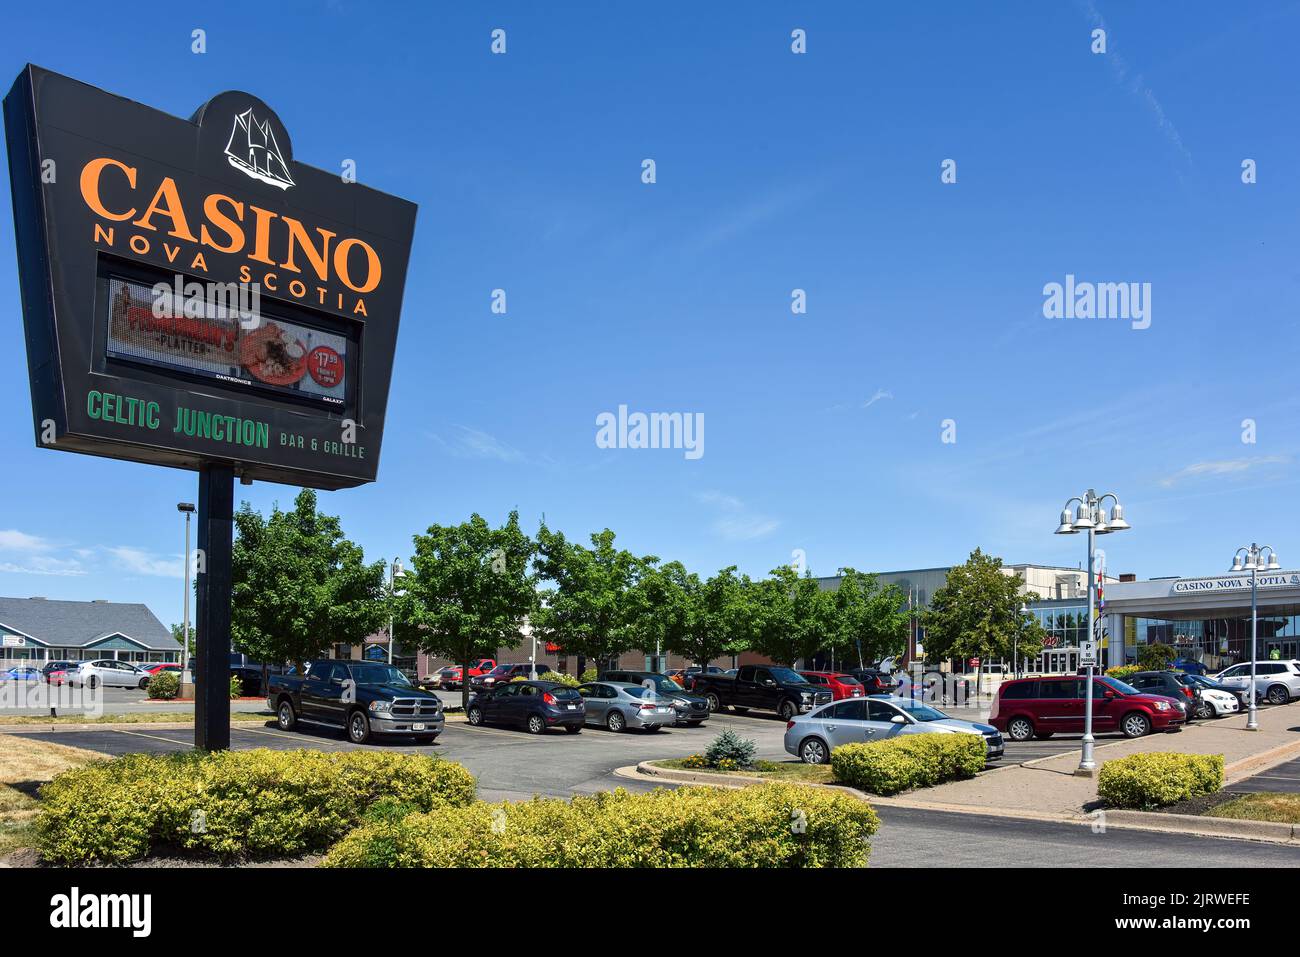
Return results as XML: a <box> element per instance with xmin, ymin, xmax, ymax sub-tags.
<box><xmin>4</xmin><ymin>65</ymin><xmax>417</xmax><ymax>489</ymax></box>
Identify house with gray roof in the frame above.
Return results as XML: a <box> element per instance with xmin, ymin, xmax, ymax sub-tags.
<box><xmin>0</xmin><ymin>596</ymin><xmax>179</xmax><ymax>665</ymax></box>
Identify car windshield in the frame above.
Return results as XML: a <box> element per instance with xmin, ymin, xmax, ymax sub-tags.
<box><xmin>770</xmin><ymin>667</ymin><xmax>803</xmax><ymax>684</ymax></box>
<box><xmin>835</xmin><ymin>675</ymin><xmax>862</xmax><ymax>685</ymax></box>
<box><xmin>1100</xmin><ymin>676</ymin><xmax>1140</xmax><ymax>695</ymax></box>
<box><xmin>345</xmin><ymin>664</ymin><xmax>412</xmax><ymax>686</ymax></box>
<box><xmin>897</xmin><ymin>701</ymin><xmax>950</xmax><ymax>722</ymax></box>
<box><xmin>487</xmin><ymin>665</ymin><xmax>511</xmax><ymax>675</ymax></box>
<box><xmin>623</xmin><ymin>686</ymin><xmax>651</xmax><ymax>698</ymax></box>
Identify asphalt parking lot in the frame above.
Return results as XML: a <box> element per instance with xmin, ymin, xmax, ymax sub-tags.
<box><xmin>0</xmin><ymin>681</ymin><xmax>268</xmax><ymax>716</ymax></box>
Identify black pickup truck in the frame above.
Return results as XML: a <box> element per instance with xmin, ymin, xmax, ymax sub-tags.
<box><xmin>267</xmin><ymin>659</ymin><xmax>444</xmax><ymax>745</ymax></box>
<box><xmin>692</xmin><ymin>664</ymin><xmax>833</xmax><ymax>720</ymax></box>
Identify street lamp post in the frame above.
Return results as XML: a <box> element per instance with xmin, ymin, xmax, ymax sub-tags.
<box><xmin>1231</xmin><ymin>543</ymin><xmax>1278</xmax><ymax>732</ymax></box>
<box><xmin>387</xmin><ymin>558</ymin><xmax>404</xmax><ymax>666</ymax></box>
<box><xmin>1055</xmin><ymin>489</ymin><xmax>1130</xmax><ymax>777</ymax></box>
<box><xmin>177</xmin><ymin>503</ymin><xmax>195</xmax><ymax>694</ymax></box>
<box><xmin>1016</xmin><ymin>603</ymin><xmax>1029</xmax><ymax>680</ymax></box>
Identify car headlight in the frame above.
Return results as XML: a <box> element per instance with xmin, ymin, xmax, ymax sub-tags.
<box><xmin>1154</xmin><ymin>701</ymin><xmax>1169</xmax><ymax>711</ymax></box>
<box><xmin>369</xmin><ymin>701</ymin><xmax>392</xmax><ymax>713</ymax></box>
<box><xmin>800</xmin><ymin>692</ymin><xmax>811</xmax><ymax>700</ymax></box>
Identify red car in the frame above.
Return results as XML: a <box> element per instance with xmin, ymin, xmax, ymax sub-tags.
<box><xmin>990</xmin><ymin>674</ymin><xmax>1184</xmax><ymax>741</ymax></box>
<box><xmin>798</xmin><ymin>671</ymin><xmax>865</xmax><ymax>700</ymax></box>
<box><xmin>143</xmin><ymin>663</ymin><xmax>181</xmax><ymax>675</ymax></box>
<box><xmin>430</xmin><ymin>659</ymin><xmax>496</xmax><ymax>690</ymax></box>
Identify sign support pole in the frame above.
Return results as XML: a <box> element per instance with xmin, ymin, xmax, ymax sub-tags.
<box><xmin>194</xmin><ymin>464</ymin><xmax>234</xmax><ymax>751</ymax></box>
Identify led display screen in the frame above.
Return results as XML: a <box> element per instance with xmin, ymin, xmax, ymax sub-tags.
<box><xmin>103</xmin><ymin>272</ymin><xmax>352</xmax><ymax>408</ymax></box>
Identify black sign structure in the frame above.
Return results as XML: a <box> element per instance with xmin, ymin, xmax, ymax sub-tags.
<box><xmin>5</xmin><ymin>65</ymin><xmax>418</xmax><ymax>748</ymax></box>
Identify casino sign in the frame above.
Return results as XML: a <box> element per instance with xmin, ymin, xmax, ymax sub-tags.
<box><xmin>4</xmin><ymin>65</ymin><xmax>417</xmax><ymax>489</ymax></box>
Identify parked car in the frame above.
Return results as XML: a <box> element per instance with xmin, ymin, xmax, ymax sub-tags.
<box><xmin>601</xmin><ymin>670</ymin><xmax>710</xmax><ymax>726</ymax></box>
<box><xmin>1126</xmin><ymin>670</ymin><xmax>1201</xmax><ymax>722</ymax></box>
<box><xmin>849</xmin><ymin>668</ymin><xmax>900</xmax><ymax>695</ymax></box>
<box><xmin>427</xmin><ymin>659</ymin><xmax>496</xmax><ymax>690</ymax></box>
<box><xmin>799</xmin><ymin>671</ymin><xmax>865</xmax><ymax>700</ymax></box>
<box><xmin>66</xmin><ymin>659</ymin><xmax>151</xmax><ymax>690</ymax></box>
<box><xmin>142</xmin><ymin>662</ymin><xmax>181</xmax><ymax>676</ymax></box>
<box><xmin>40</xmin><ymin>660</ymin><xmax>77</xmax><ymax>682</ymax></box>
<box><xmin>1173</xmin><ymin>658</ymin><xmax>1208</xmax><ymax>675</ymax></box>
<box><xmin>990</xmin><ymin>675</ymin><xmax>1185</xmax><ymax>741</ymax></box>
<box><xmin>267</xmin><ymin>660</ymin><xmax>444</xmax><ymax>744</ymax></box>
<box><xmin>576</xmin><ymin>681</ymin><xmax>678</xmax><ymax>732</ymax></box>
<box><xmin>666</xmin><ymin>665</ymin><xmax>724</xmax><ymax>690</ymax></box>
<box><xmin>1</xmin><ymin>666</ymin><xmax>42</xmax><ymax>681</ymax></box>
<box><xmin>467</xmin><ymin>679</ymin><xmax>584</xmax><ymax>734</ymax></box>
<box><xmin>785</xmin><ymin>696</ymin><xmax>1004</xmax><ymax>765</ymax></box>
<box><xmin>468</xmin><ymin>662</ymin><xmax>552</xmax><ymax>692</ymax></box>
<box><xmin>1183</xmin><ymin>673</ymin><xmax>1250</xmax><ymax>710</ymax></box>
<box><xmin>692</xmin><ymin>665</ymin><xmax>833</xmax><ymax>720</ymax></box>
<box><xmin>1212</xmin><ymin>660</ymin><xmax>1300</xmax><ymax>705</ymax></box>
<box><xmin>1175</xmin><ymin>674</ymin><xmax>1240</xmax><ymax>718</ymax></box>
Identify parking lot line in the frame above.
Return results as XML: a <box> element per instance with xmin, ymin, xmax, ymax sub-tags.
<box><xmin>98</xmin><ymin>726</ymin><xmax>194</xmax><ymax>746</ymax></box>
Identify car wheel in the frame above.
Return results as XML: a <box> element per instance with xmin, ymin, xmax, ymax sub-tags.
<box><xmin>348</xmin><ymin>710</ymin><xmax>371</xmax><ymax>744</ymax></box>
<box><xmin>606</xmin><ymin>710</ymin><xmax>627</xmax><ymax>733</ymax></box>
<box><xmin>778</xmin><ymin>701</ymin><xmax>797</xmax><ymax>721</ymax></box>
<box><xmin>138</xmin><ymin>678</ymin><xmax>150</xmax><ymax>690</ymax></box>
<box><xmin>564</xmin><ymin>725</ymin><xmax>582</xmax><ymax>734</ymax></box>
<box><xmin>467</xmin><ymin>706</ymin><xmax>484</xmax><ymax>726</ymax></box>
<box><xmin>799</xmin><ymin>737</ymin><xmax>829</xmax><ymax>765</ymax></box>
<box><xmin>1122</xmin><ymin>712</ymin><xmax>1152</xmax><ymax>738</ymax></box>
<box><xmin>705</xmin><ymin>693</ymin><xmax>722</xmax><ymax>712</ymax></box>
<box><xmin>1195</xmin><ymin>700</ymin><xmax>1214</xmax><ymax>720</ymax></box>
<box><xmin>1266</xmin><ymin>685</ymin><xmax>1290</xmax><ymax>705</ymax></box>
<box><xmin>277</xmin><ymin>700</ymin><xmax>297</xmax><ymax>731</ymax></box>
<box><xmin>1032</xmin><ymin>732</ymin><xmax>1054</xmax><ymax>740</ymax></box>
<box><xmin>526</xmin><ymin>714</ymin><xmax>546</xmax><ymax>735</ymax></box>
<box><xmin>1006</xmin><ymin>716</ymin><xmax>1034</xmax><ymax>742</ymax></box>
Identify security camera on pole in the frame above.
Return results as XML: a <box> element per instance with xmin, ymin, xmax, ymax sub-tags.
<box><xmin>1054</xmin><ymin>489</ymin><xmax>1130</xmax><ymax>777</ymax></box>
<box><xmin>1231</xmin><ymin>543</ymin><xmax>1279</xmax><ymax>732</ymax></box>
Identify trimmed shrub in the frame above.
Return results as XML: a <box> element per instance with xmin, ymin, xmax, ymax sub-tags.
<box><xmin>229</xmin><ymin>675</ymin><xmax>243</xmax><ymax>699</ymax></box>
<box><xmin>510</xmin><ymin>670</ymin><xmax>579</xmax><ymax>687</ymax></box>
<box><xmin>579</xmin><ymin>667</ymin><xmax>599</xmax><ymax>682</ymax></box>
<box><xmin>831</xmin><ymin>733</ymin><xmax>987</xmax><ymax>796</ymax></box>
<box><xmin>147</xmin><ymin>671</ymin><xmax>179</xmax><ymax>700</ymax></box>
<box><xmin>37</xmin><ymin>748</ymin><xmax>477</xmax><ymax>864</ymax></box>
<box><xmin>1105</xmin><ymin>665</ymin><xmax>1140</xmax><ymax>682</ymax></box>
<box><xmin>703</xmin><ymin>728</ymin><xmax>757</xmax><ymax>769</ymax></box>
<box><xmin>322</xmin><ymin>783</ymin><xmax>879</xmax><ymax>868</ymax></box>
<box><xmin>1097</xmin><ymin>752</ymin><xmax>1224</xmax><ymax>809</ymax></box>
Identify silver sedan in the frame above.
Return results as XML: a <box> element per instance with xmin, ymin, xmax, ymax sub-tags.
<box><xmin>576</xmin><ymin>681</ymin><xmax>678</xmax><ymax>732</ymax></box>
<box><xmin>784</xmin><ymin>695</ymin><xmax>1005</xmax><ymax>764</ymax></box>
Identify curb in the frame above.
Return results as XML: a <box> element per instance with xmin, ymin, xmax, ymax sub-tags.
<box><xmin>1223</xmin><ymin>737</ymin><xmax>1300</xmax><ymax>784</ymax></box>
<box><xmin>622</xmin><ymin>761</ymin><xmax>1300</xmax><ymax>846</ymax></box>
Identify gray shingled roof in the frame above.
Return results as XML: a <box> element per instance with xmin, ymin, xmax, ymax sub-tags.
<box><xmin>0</xmin><ymin>597</ymin><xmax>176</xmax><ymax>650</ymax></box>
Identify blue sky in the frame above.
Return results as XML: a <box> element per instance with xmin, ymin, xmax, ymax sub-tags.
<box><xmin>2</xmin><ymin>1</ymin><xmax>1299</xmax><ymax>629</ymax></box>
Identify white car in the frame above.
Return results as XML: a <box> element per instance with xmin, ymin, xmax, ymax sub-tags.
<box><xmin>1196</xmin><ymin>687</ymin><xmax>1241</xmax><ymax>718</ymax></box>
<box><xmin>67</xmin><ymin>659</ymin><xmax>150</xmax><ymax>690</ymax></box>
<box><xmin>1213</xmin><ymin>660</ymin><xmax>1300</xmax><ymax>706</ymax></box>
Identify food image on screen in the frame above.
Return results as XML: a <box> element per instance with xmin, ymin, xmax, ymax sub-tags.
<box><xmin>104</xmin><ymin>275</ymin><xmax>349</xmax><ymax>405</ymax></box>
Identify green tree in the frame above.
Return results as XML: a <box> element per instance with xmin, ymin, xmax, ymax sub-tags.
<box><xmin>751</xmin><ymin>565</ymin><xmax>838</xmax><ymax>667</ymax></box>
<box><xmin>1138</xmin><ymin>641</ymin><xmax>1177</xmax><ymax>671</ymax></box>
<box><xmin>231</xmin><ymin>489</ymin><xmax>389</xmax><ymax>688</ymax></box>
<box><xmin>832</xmin><ymin>569</ymin><xmax>909</xmax><ymax>669</ymax></box>
<box><xmin>393</xmin><ymin>512</ymin><xmax>538</xmax><ymax>709</ymax></box>
<box><xmin>169</xmin><ymin>623</ymin><xmax>196</xmax><ymax>657</ymax></box>
<box><xmin>533</xmin><ymin>526</ymin><xmax>649</xmax><ymax>676</ymax></box>
<box><xmin>655</xmin><ymin>565</ymin><xmax>757</xmax><ymax>671</ymax></box>
<box><xmin>920</xmin><ymin>548</ymin><xmax>1033</xmax><ymax>693</ymax></box>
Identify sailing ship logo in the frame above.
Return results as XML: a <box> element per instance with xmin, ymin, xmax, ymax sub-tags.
<box><xmin>223</xmin><ymin>108</ymin><xmax>295</xmax><ymax>190</ymax></box>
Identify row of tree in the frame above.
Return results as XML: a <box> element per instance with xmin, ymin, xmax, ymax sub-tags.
<box><xmin>220</xmin><ymin>492</ymin><xmax>1064</xmax><ymax>703</ymax></box>
<box><xmin>223</xmin><ymin>491</ymin><xmax>920</xmax><ymax>705</ymax></box>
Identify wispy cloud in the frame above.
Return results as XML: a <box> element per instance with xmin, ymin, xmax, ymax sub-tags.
<box><xmin>428</xmin><ymin>426</ymin><xmax>527</xmax><ymax>463</ymax></box>
<box><xmin>107</xmin><ymin>546</ymin><xmax>182</xmax><ymax>578</ymax></box>
<box><xmin>0</xmin><ymin>529</ymin><xmax>85</xmax><ymax>576</ymax></box>
<box><xmin>1081</xmin><ymin>0</ymin><xmax>1193</xmax><ymax>170</ymax></box>
<box><xmin>1159</xmin><ymin>456</ymin><xmax>1289</xmax><ymax>488</ymax></box>
<box><xmin>863</xmin><ymin>389</ymin><xmax>893</xmax><ymax>409</ymax></box>
<box><xmin>695</xmin><ymin>490</ymin><xmax>779</xmax><ymax>542</ymax></box>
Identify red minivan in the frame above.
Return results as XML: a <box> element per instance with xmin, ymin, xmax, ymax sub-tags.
<box><xmin>990</xmin><ymin>674</ymin><xmax>1184</xmax><ymax>741</ymax></box>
